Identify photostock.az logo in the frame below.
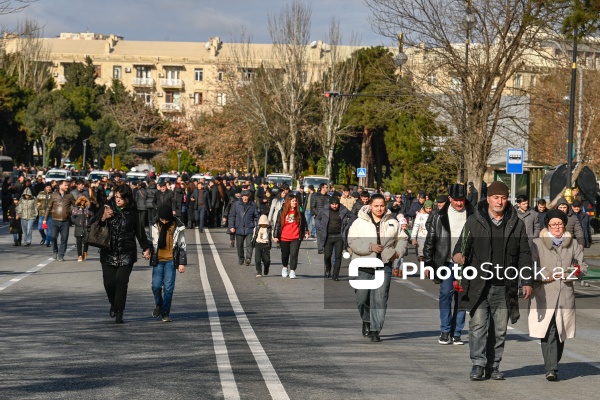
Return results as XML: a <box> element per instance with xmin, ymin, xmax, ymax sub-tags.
<box><xmin>348</xmin><ymin>258</ymin><xmax>385</xmax><ymax>290</ymax></box>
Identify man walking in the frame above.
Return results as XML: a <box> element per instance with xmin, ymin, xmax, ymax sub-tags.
<box><xmin>193</xmin><ymin>181</ymin><xmax>210</xmax><ymax>233</ymax></box>
<box><xmin>43</xmin><ymin>180</ymin><xmax>76</xmax><ymax>261</ymax></box>
<box><xmin>229</xmin><ymin>190</ymin><xmax>259</xmax><ymax>265</ymax></box>
<box><xmin>348</xmin><ymin>194</ymin><xmax>408</xmax><ymax>342</ymax></box>
<box><xmin>452</xmin><ymin>181</ymin><xmax>533</xmax><ymax>381</ymax></box>
<box><xmin>423</xmin><ymin>184</ymin><xmax>473</xmax><ymax>346</ymax></box>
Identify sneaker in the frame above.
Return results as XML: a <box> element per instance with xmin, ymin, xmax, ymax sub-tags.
<box><xmin>438</xmin><ymin>332</ymin><xmax>451</xmax><ymax>345</ymax></box>
<box><xmin>40</xmin><ymin>239</ymin><xmax>45</xmax><ymax>245</ymax></box>
<box><xmin>58</xmin><ymin>257</ymin><xmax>64</xmax><ymax>262</ymax></box>
<box><xmin>282</xmin><ymin>267</ymin><xmax>288</xmax><ymax>278</ymax></box>
<box><xmin>452</xmin><ymin>336</ymin><xmax>464</xmax><ymax>345</ymax></box>
<box><xmin>162</xmin><ymin>313</ymin><xmax>172</xmax><ymax>322</ymax></box>
<box><xmin>289</xmin><ymin>270</ymin><xmax>297</xmax><ymax>279</ymax></box>
<box><xmin>256</xmin><ymin>273</ymin><xmax>262</xmax><ymax>278</ymax></box>
<box><xmin>152</xmin><ymin>305</ymin><xmax>162</xmax><ymax>318</ymax></box>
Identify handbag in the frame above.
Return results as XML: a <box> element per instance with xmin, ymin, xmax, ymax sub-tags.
<box><xmin>85</xmin><ymin>219</ymin><xmax>110</xmax><ymax>249</ymax></box>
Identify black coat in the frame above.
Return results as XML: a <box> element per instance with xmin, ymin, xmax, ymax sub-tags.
<box><xmin>315</xmin><ymin>205</ymin><xmax>356</xmax><ymax>248</ymax></box>
<box><xmin>423</xmin><ymin>201</ymin><xmax>475</xmax><ymax>270</ymax></box>
<box><xmin>154</xmin><ymin>189</ymin><xmax>174</xmax><ymax>210</ymax></box>
<box><xmin>135</xmin><ymin>187</ymin><xmax>148</xmax><ymax>211</ymax></box>
<box><xmin>453</xmin><ymin>201</ymin><xmax>532</xmax><ymax>324</ymax></box>
<box><xmin>97</xmin><ymin>206</ymin><xmax>150</xmax><ymax>267</ymax></box>
<box><xmin>310</xmin><ymin>193</ymin><xmax>329</xmax><ymax>218</ymax></box>
<box><xmin>172</xmin><ymin>187</ymin><xmax>184</xmax><ymax>217</ymax></box>
<box><xmin>70</xmin><ymin>206</ymin><xmax>92</xmax><ymax>237</ymax></box>
<box><xmin>145</xmin><ymin>184</ymin><xmax>158</xmax><ymax>209</ymax></box>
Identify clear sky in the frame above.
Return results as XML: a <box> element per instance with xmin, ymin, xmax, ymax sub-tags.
<box><xmin>0</xmin><ymin>0</ymin><xmax>393</xmax><ymax>46</ymax></box>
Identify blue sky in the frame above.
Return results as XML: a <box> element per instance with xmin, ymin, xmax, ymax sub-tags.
<box><xmin>1</xmin><ymin>0</ymin><xmax>392</xmax><ymax>46</ymax></box>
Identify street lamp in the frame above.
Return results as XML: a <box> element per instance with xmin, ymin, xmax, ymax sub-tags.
<box><xmin>82</xmin><ymin>139</ymin><xmax>88</xmax><ymax>171</ymax></box>
<box><xmin>40</xmin><ymin>135</ymin><xmax>48</xmax><ymax>168</ymax></box>
<box><xmin>177</xmin><ymin>150</ymin><xmax>182</xmax><ymax>174</ymax></box>
<box><xmin>460</xmin><ymin>0</ymin><xmax>477</xmax><ymax>183</ymax></box>
<box><xmin>109</xmin><ymin>143</ymin><xmax>117</xmax><ymax>170</ymax></box>
<box><xmin>263</xmin><ymin>143</ymin><xmax>269</xmax><ymax>180</ymax></box>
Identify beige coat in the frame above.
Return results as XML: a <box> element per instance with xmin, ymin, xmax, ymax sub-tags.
<box><xmin>528</xmin><ymin>230</ymin><xmax>588</xmax><ymax>341</ymax></box>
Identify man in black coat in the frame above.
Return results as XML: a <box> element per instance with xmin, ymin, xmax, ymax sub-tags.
<box><xmin>192</xmin><ymin>181</ymin><xmax>210</xmax><ymax>232</ymax></box>
<box><xmin>310</xmin><ymin>183</ymin><xmax>330</xmax><ymax>253</ymax></box>
<box><xmin>452</xmin><ymin>181</ymin><xmax>533</xmax><ymax>381</ymax></box>
<box><xmin>423</xmin><ymin>184</ymin><xmax>473</xmax><ymax>346</ymax></box>
<box><xmin>153</xmin><ymin>182</ymin><xmax>174</xmax><ymax>214</ymax></box>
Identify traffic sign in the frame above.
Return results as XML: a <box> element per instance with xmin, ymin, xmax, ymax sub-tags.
<box><xmin>506</xmin><ymin>148</ymin><xmax>524</xmax><ymax>174</ymax></box>
<box><xmin>357</xmin><ymin>168</ymin><xmax>367</xmax><ymax>178</ymax></box>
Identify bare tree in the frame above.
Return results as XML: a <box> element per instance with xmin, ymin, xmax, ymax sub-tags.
<box><xmin>365</xmin><ymin>0</ymin><xmax>568</xmax><ymax>193</ymax></box>
<box><xmin>313</xmin><ymin>18</ymin><xmax>359</xmax><ymax>178</ymax></box>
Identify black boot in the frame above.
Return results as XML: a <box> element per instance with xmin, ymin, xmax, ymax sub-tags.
<box><xmin>13</xmin><ymin>240</ymin><xmax>18</xmax><ymax>246</ymax></box>
<box><xmin>324</xmin><ymin>269</ymin><xmax>331</xmax><ymax>278</ymax></box>
<box><xmin>115</xmin><ymin>311</ymin><xmax>124</xmax><ymax>323</ymax></box>
<box><xmin>109</xmin><ymin>305</ymin><xmax>116</xmax><ymax>318</ymax></box>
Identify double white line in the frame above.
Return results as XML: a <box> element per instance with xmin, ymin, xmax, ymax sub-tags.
<box><xmin>195</xmin><ymin>229</ymin><xmax>289</xmax><ymax>400</ymax></box>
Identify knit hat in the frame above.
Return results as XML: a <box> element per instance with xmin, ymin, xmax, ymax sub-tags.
<box><xmin>329</xmin><ymin>195</ymin><xmax>340</xmax><ymax>205</ymax></box>
<box><xmin>398</xmin><ymin>217</ymin><xmax>408</xmax><ymax>225</ymax></box>
<box><xmin>544</xmin><ymin>209</ymin><xmax>568</xmax><ymax>228</ymax></box>
<box><xmin>487</xmin><ymin>181</ymin><xmax>509</xmax><ymax>197</ymax></box>
<box><xmin>157</xmin><ymin>205</ymin><xmax>174</xmax><ymax>221</ymax></box>
<box><xmin>423</xmin><ymin>200</ymin><xmax>434</xmax><ymax>209</ymax></box>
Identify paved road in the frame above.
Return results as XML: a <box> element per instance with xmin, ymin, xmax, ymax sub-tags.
<box><xmin>1</xmin><ymin>222</ymin><xmax>600</xmax><ymax>399</ymax></box>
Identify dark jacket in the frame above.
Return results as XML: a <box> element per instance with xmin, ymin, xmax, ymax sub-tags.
<box><xmin>273</xmin><ymin>208</ymin><xmax>307</xmax><ymax>241</ymax></box>
<box><xmin>172</xmin><ymin>186</ymin><xmax>184</xmax><ymax>217</ymax></box>
<box><xmin>351</xmin><ymin>200</ymin><xmax>369</xmax><ymax>216</ymax></box>
<box><xmin>310</xmin><ymin>193</ymin><xmax>329</xmax><ymax>218</ymax></box>
<box><xmin>228</xmin><ymin>200</ymin><xmax>259</xmax><ymax>236</ymax></box>
<box><xmin>192</xmin><ymin>187</ymin><xmax>210</xmax><ymax>210</ymax></box>
<box><xmin>145</xmin><ymin>184</ymin><xmax>158</xmax><ymax>209</ymax></box>
<box><xmin>71</xmin><ymin>206</ymin><xmax>92</xmax><ymax>237</ymax></box>
<box><xmin>135</xmin><ymin>187</ymin><xmax>148</xmax><ymax>211</ymax></box>
<box><xmin>423</xmin><ymin>201</ymin><xmax>475</xmax><ymax>270</ymax></box>
<box><xmin>149</xmin><ymin>216</ymin><xmax>187</xmax><ymax>267</ymax></box>
<box><xmin>45</xmin><ymin>191</ymin><xmax>76</xmax><ymax>221</ymax></box>
<box><xmin>154</xmin><ymin>189</ymin><xmax>174</xmax><ymax>210</ymax></box>
<box><xmin>315</xmin><ymin>204</ymin><xmax>357</xmax><ymax>248</ymax></box>
<box><xmin>573</xmin><ymin>210</ymin><xmax>592</xmax><ymax>248</ymax></box>
<box><xmin>406</xmin><ymin>201</ymin><xmax>423</xmax><ymax>219</ymax></box>
<box><xmin>387</xmin><ymin>200</ymin><xmax>406</xmax><ymax>217</ymax></box>
<box><xmin>96</xmin><ymin>205</ymin><xmax>150</xmax><ymax>267</ymax></box>
<box><xmin>555</xmin><ymin>198</ymin><xmax>585</xmax><ymax>247</ymax></box>
<box><xmin>453</xmin><ymin>200</ymin><xmax>532</xmax><ymax>324</ymax></box>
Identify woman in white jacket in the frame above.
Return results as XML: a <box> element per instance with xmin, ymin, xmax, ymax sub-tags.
<box><xmin>410</xmin><ymin>199</ymin><xmax>433</xmax><ymax>261</ymax></box>
<box><xmin>348</xmin><ymin>194</ymin><xmax>408</xmax><ymax>343</ymax></box>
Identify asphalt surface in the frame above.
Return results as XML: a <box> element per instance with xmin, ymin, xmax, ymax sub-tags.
<box><xmin>1</xmin><ymin>222</ymin><xmax>600</xmax><ymax>399</ymax></box>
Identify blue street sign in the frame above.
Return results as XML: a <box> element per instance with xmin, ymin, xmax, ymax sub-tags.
<box><xmin>506</xmin><ymin>148</ymin><xmax>524</xmax><ymax>174</ymax></box>
<box><xmin>357</xmin><ymin>168</ymin><xmax>367</xmax><ymax>178</ymax></box>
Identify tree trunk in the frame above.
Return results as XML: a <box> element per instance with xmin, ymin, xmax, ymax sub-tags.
<box><xmin>359</xmin><ymin>126</ymin><xmax>374</xmax><ymax>188</ymax></box>
<box><xmin>275</xmin><ymin>141</ymin><xmax>288</xmax><ymax>174</ymax></box>
<box><xmin>325</xmin><ymin>145</ymin><xmax>334</xmax><ymax>179</ymax></box>
<box><xmin>288</xmin><ymin>120</ymin><xmax>297</xmax><ymax>178</ymax></box>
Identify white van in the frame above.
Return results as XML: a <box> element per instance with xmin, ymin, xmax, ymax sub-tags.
<box><xmin>125</xmin><ymin>171</ymin><xmax>149</xmax><ymax>184</ymax></box>
<box><xmin>45</xmin><ymin>168</ymin><xmax>72</xmax><ymax>183</ymax></box>
<box><xmin>87</xmin><ymin>170</ymin><xmax>111</xmax><ymax>182</ymax></box>
<box><xmin>266</xmin><ymin>173</ymin><xmax>293</xmax><ymax>188</ymax></box>
<box><xmin>157</xmin><ymin>173</ymin><xmax>178</xmax><ymax>186</ymax></box>
<box><xmin>301</xmin><ymin>175</ymin><xmax>330</xmax><ymax>190</ymax></box>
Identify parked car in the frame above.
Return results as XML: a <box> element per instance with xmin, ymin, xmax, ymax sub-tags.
<box><xmin>157</xmin><ymin>173</ymin><xmax>178</xmax><ymax>186</ymax></box>
<box><xmin>45</xmin><ymin>168</ymin><xmax>73</xmax><ymax>183</ymax></box>
<box><xmin>87</xmin><ymin>170</ymin><xmax>111</xmax><ymax>182</ymax></box>
<box><xmin>125</xmin><ymin>171</ymin><xmax>150</xmax><ymax>184</ymax></box>
<box><xmin>190</xmin><ymin>173</ymin><xmax>214</xmax><ymax>182</ymax></box>
<box><xmin>300</xmin><ymin>175</ymin><xmax>330</xmax><ymax>191</ymax></box>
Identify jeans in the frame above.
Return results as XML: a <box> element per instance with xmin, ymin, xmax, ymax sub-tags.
<box><xmin>254</xmin><ymin>242</ymin><xmax>271</xmax><ymax>274</ymax></box>
<box><xmin>469</xmin><ymin>284</ymin><xmax>509</xmax><ymax>369</ymax></box>
<box><xmin>51</xmin><ymin>219</ymin><xmax>70</xmax><ymax>258</ymax></box>
<box><xmin>439</xmin><ymin>263</ymin><xmax>466</xmax><ymax>336</ymax></box>
<box><xmin>102</xmin><ymin>263</ymin><xmax>134</xmax><ymax>312</ymax></box>
<box><xmin>305</xmin><ymin>210</ymin><xmax>316</xmax><ymax>236</ymax></box>
<box><xmin>21</xmin><ymin>219</ymin><xmax>35</xmax><ymax>244</ymax></box>
<box><xmin>44</xmin><ymin>216</ymin><xmax>53</xmax><ymax>245</ymax></box>
<box><xmin>541</xmin><ymin>315</ymin><xmax>564</xmax><ymax>373</ymax></box>
<box><xmin>197</xmin><ymin>206</ymin><xmax>206</xmax><ymax>230</ymax></box>
<box><xmin>236</xmin><ymin>234</ymin><xmax>252</xmax><ymax>261</ymax></box>
<box><xmin>37</xmin><ymin>216</ymin><xmax>47</xmax><ymax>242</ymax></box>
<box><xmin>324</xmin><ymin>234</ymin><xmax>343</xmax><ymax>276</ymax></box>
<box><xmin>280</xmin><ymin>239</ymin><xmax>301</xmax><ymax>270</ymax></box>
<box><xmin>355</xmin><ymin>264</ymin><xmax>393</xmax><ymax>332</ymax></box>
<box><xmin>152</xmin><ymin>260</ymin><xmax>177</xmax><ymax>314</ymax></box>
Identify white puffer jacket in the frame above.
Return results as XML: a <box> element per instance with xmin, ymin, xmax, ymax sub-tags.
<box><xmin>348</xmin><ymin>205</ymin><xmax>408</xmax><ymax>264</ymax></box>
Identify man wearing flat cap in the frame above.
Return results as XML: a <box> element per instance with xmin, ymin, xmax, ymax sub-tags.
<box><xmin>229</xmin><ymin>189</ymin><xmax>259</xmax><ymax>265</ymax></box>
<box><xmin>424</xmin><ymin>184</ymin><xmax>473</xmax><ymax>346</ymax></box>
<box><xmin>452</xmin><ymin>181</ymin><xmax>533</xmax><ymax>381</ymax></box>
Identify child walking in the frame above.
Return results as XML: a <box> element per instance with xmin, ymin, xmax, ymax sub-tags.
<box><xmin>71</xmin><ymin>196</ymin><xmax>92</xmax><ymax>262</ymax></box>
<box><xmin>251</xmin><ymin>214</ymin><xmax>272</xmax><ymax>277</ymax></box>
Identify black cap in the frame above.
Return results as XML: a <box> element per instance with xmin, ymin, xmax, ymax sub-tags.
<box><xmin>329</xmin><ymin>196</ymin><xmax>340</xmax><ymax>205</ymax></box>
<box><xmin>545</xmin><ymin>209</ymin><xmax>568</xmax><ymax>228</ymax></box>
<box><xmin>241</xmin><ymin>190</ymin><xmax>251</xmax><ymax>196</ymax></box>
<box><xmin>157</xmin><ymin>205</ymin><xmax>174</xmax><ymax>220</ymax></box>
<box><xmin>308</xmin><ymin>184</ymin><xmax>314</xmax><ymax>190</ymax></box>
<box><xmin>158</xmin><ymin>181</ymin><xmax>167</xmax><ymax>186</ymax></box>
<box><xmin>448</xmin><ymin>184</ymin><xmax>466</xmax><ymax>199</ymax></box>
<box><xmin>572</xmin><ymin>199</ymin><xmax>583</xmax><ymax>207</ymax></box>
<box><xmin>113</xmin><ymin>172</ymin><xmax>122</xmax><ymax>178</ymax></box>
<box><xmin>436</xmin><ymin>195</ymin><xmax>448</xmax><ymax>203</ymax></box>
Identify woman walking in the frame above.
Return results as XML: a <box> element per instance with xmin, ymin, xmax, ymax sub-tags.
<box><xmin>528</xmin><ymin>209</ymin><xmax>588</xmax><ymax>381</ymax></box>
<box><xmin>71</xmin><ymin>196</ymin><xmax>92</xmax><ymax>262</ymax></box>
<box><xmin>96</xmin><ymin>184</ymin><xmax>151</xmax><ymax>323</ymax></box>
<box><xmin>273</xmin><ymin>193</ymin><xmax>308</xmax><ymax>279</ymax></box>
<box><xmin>15</xmin><ymin>187</ymin><xmax>37</xmax><ymax>246</ymax></box>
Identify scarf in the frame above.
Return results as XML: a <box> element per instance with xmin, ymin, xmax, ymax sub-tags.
<box><xmin>158</xmin><ymin>220</ymin><xmax>174</xmax><ymax>250</ymax></box>
<box><xmin>547</xmin><ymin>231</ymin><xmax>564</xmax><ymax>247</ymax></box>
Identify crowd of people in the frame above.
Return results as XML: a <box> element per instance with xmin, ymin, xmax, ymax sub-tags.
<box><xmin>1</xmin><ymin>170</ymin><xmax>591</xmax><ymax>381</ymax></box>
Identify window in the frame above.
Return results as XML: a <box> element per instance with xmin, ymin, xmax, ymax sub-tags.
<box><xmin>113</xmin><ymin>66</ymin><xmax>122</xmax><ymax>79</ymax></box>
<box><xmin>94</xmin><ymin>65</ymin><xmax>102</xmax><ymax>78</ymax></box>
<box><xmin>217</xmin><ymin>92</ymin><xmax>226</xmax><ymax>106</ymax></box>
<box><xmin>194</xmin><ymin>68</ymin><xmax>204</xmax><ymax>81</ymax></box>
<box><xmin>165</xmin><ymin>91</ymin><xmax>180</xmax><ymax>104</ymax></box>
<box><xmin>513</xmin><ymin>74</ymin><xmax>522</xmax><ymax>89</ymax></box>
<box><xmin>529</xmin><ymin>75</ymin><xmax>536</xmax><ymax>89</ymax></box>
<box><xmin>241</xmin><ymin>68</ymin><xmax>255</xmax><ymax>81</ymax></box>
<box><xmin>194</xmin><ymin>92</ymin><xmax>203</xmax><ymax>105</ymax></box>
<box><xmin>63</xmin><ymin>63</ymin><xmax>71</xmax><ymax>76</ymax></box>
<box><xmin>217</xmin><ymin>71</ymin><xmax>223</xmax><ymax>81</ymax></box>
<box><xmin>136</xmin><ymin>66</ymin><xmax>152</xmax><ymax>78</ymax></box>
<box><xmin>165</xmin><ymin>68</ymin><xmax>179</xmax><ymax>80</ymax></box>
<box><xmin>135</xmin><ymin>90</ymin><xmax>152</xmax><ymax>105</ymax></box>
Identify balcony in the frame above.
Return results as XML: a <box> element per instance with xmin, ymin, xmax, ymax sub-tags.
<box><xmin>160</xmin><ymin>103</ymin><xmax>182</xmax><ymax>113</ymax></box>
<box><xmin>131</xmin><ymin>77</ymin><xmax>155</xmax><ymax>87</ymax></box>
<box><xmin>160</xmin><ymin>78</ymin><xmax>184</xmax><ymax>89</ymax></box>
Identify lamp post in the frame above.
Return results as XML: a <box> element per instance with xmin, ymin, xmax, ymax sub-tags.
<box><xmin>40</xmin><ymin>135</ymin><xmax>48</xmax><ymax>168</ymax></box>
<box><xmin>82</xmin><ymin>139</ymin><xmax>88</xmax><ymax>171</ymax></box>
<box><xmin>565</xmin><ymin>30</ymin><xmax>578</xmax><ymax>189</ymax></box>
<box><xmin>461</xmin><ymin>0</ymin><xmax>476</xmax><ymax>184</ymax></box>
<box><xmin>177</xmin><ymin>150</ymin><xmax>182</xmax><ymax>174</ymax></box>
<box><xmin>263</xmin><ymin>143</ymin><xmax>269</xmax><ymax>180</ymax></box>
<box><xmin>109</xmin><ymin>143</ymin><xmax>117</xmax><ymax>170</ymax></box>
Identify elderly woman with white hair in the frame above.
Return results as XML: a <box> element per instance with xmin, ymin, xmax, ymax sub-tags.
<box><xmin>528</xmin><ymin>208</ymin><xmax>588</xmax><ymax>381</ymax></box>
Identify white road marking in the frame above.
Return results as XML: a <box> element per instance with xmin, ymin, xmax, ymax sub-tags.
<box><xmin>205</xmin><ymin>229</ymin><xmax>290</xmax><ymax>400</ymax></box>
<box><xmin>194</xmin><ymin>229</ymin><xmax>240</xmax><ymax>400</ymax></box>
